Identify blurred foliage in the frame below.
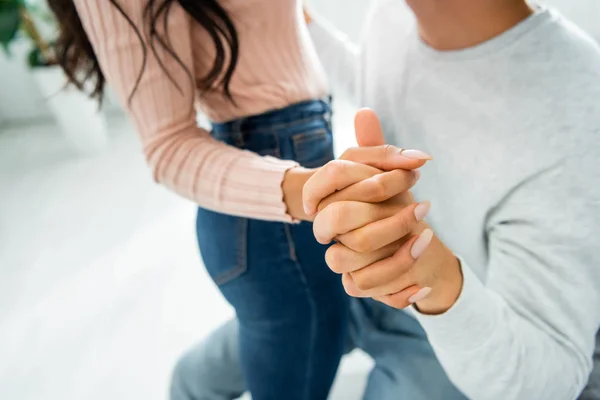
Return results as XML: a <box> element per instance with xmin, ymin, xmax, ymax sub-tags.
<box><xmin>0</xmin><ymin>0</ymin><xmax>56</xmax><ymax>67</ymax></box>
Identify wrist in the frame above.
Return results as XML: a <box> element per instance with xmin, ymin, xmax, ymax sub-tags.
<box><xmin>415</xmin><ymin>237</ymin><xmax>464</xmax><ymax>315</ymax></box>
<box><xmin>283</xmin><ymin>166</ymin><xmax>316</xmax><ymax>221</ymax></box>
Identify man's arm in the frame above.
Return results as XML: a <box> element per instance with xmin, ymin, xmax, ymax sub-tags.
<box><xmin>414</xmin><ymin>156</ymin><xmax>600</xmax><ymax>399</ymax></box>
<box><xmin>305</xmin><ymin>8</ymin><xmax>361</xmax><ymax>102</ymax></box>
<box><xmin>305</xmin><ymin>109</ymin><xmax>600</xmax><ymax>397</ymax></box>
<box><xmin>306</xmin><ymin>116</ymin><xmax>600</xmax><ymax>398</ymax></box>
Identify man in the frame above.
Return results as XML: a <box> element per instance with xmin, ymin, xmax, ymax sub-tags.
<box><xmin>171</xmin><ymin>0</ymin><xmax>600</xmax><ymax>398</ymax></box>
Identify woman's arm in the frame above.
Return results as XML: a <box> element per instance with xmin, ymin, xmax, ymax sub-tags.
<box><xmin>304</xmin><ymin>8</ymin><xmax>361</xmax><ymax>102</ymax></box>
<box><xmin>73</xmin><ymin>0</ymin><xmax>311</xmax><ymax>222</ymax></box>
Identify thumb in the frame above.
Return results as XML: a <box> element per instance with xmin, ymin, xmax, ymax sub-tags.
<box><xmin>349</xmin><ymin>107</ymin><xmax>430</xmax><ymax>170</ymax></box>
<box><xmin>354</xmin><ymin>108</ymin><xmax>386</xmax><ymax>147</ymax></box>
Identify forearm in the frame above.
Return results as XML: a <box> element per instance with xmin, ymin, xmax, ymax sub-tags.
<box><xmin>305</xmin><ymin>9</ymin><xmax>360</xmax><ymax>101</ymax></box>
<box><xmin>415</xmin><ymin>264</ymin><xmax>590</xmax><ymax>399</ymax></box>
<box><xmin>146</xmin><ymin>125</ymin><xmax>305</xmax><ymax>222</ymax></box>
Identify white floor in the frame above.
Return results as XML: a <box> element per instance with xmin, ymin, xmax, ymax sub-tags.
<box><xmin>0</xmin><ymin>107</ymin><xmax>371</xmax><ymax>400</ymax></box>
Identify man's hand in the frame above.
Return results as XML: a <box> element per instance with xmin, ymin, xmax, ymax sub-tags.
<box><xmin>303</xmin><ymin>109</ymin><xmax>431</xmax><ymax>216</ymax></box>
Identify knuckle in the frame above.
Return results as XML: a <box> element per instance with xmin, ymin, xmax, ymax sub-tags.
<box><xmin>382</xmin><ymin>144</ymin><xmax>396</xmax><ymax>159</ymax></box>
<box><xmin>343</xmin><ymin>282</ymin><xmax>354</xmax><ymax>297</ymax></box>
<box><xmin>325</xmin><ymin>160</ymin><xmax>345</xmax><ymax>180</ymax></box>
<box><xmin>391</xmin><ymin>298</ymin><xmax>411</xmax><ymax>309</ymax></box>
<box><xmin>396</xmin><ymin>210</ymin><xmax>414</xmax><ymax>233</ymax></box>
<box><xmin>342</xmin><ymin>273</ymin><xmax>356</xmax><ymax>296</ymax></box>
<box><xmin>319</xmin><ymin>203</ymin><xmax>349</xmax><ymax>241</ymax></box>
<box><xmin>330</xmin><ymin>202</ymin><xmax>347</xmax><ymax>227</ymax></box>
<box><xmin>352</xmin><ymin>271</ymin><xmax>374</xmax><ymax>291</ymax></box>
<box><xmin>312</xmin><ymin>217</ymin><xmax>326</xmax><ymax>243</ymax></box>
<box><xmin>394</xmin><ymin>249</ymin><xmax>417</xmax><ymax>272</ymax></box>
<box><xmin>325</xmin><ymin>245</ymin><xmax>345</xmax><ymax>274</ymax></box>
<box><xmin>301</xmin><ymin>184</ymin><xmax>311</xmax><ymax>203</ymax></box>
<box><xmin>340</xmin><ymin>147</ymin><xmax>358</xmax><ymax>160</ymax></box>
<box><xmin>316</xmin><ymin>197</ymin><xmax>332</xmax><ymax>213</ymax></box>
<box><xmin>349</xmin><ymin>232</ymin><xmax>373</xmax><ymax>254</ymax></box>
<box><xmin>366</xmin><ymin>176</ymin><xmax>389</xmax><ymax>202</ymax></box>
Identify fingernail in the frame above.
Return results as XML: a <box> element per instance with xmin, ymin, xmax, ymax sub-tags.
<box><xmin>413</xmin><ymin>169</ymin><xmax>421</xmax><ymax>180</ymax></box>
<box><xmin>413</xmin><ymin>201</ymin><xmax>431</xmax><ymax>222</ymax></box>
<box><xmin>408</xmin><ymin>287</ymin><xmax>432</xmax><ymax>304</ymax></box>
<box><xmin>401</xmin><ymin>149</ymin><xmax>433</xmax><ymax>160</ymax></box>
<box><xmin>410</xmin><ymin>228</ymin><xmax>434</xmax><ymax>259</ymax></box>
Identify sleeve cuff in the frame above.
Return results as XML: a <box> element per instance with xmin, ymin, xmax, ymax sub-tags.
<box><xmin>242</xmin><ymin>156</ymin><xmax>301</xmax><ymax>223</ymax></box>
<box><xmin>414</xmin><ymin>258</ymin><xmax>501</xmax><ymax>352</ymax></box>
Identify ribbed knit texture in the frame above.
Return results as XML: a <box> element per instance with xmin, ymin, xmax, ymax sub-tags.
<box><xmin>73</xmin><ymin>0</ymin><xmax>328</xmax><ymax>221</ymax></box>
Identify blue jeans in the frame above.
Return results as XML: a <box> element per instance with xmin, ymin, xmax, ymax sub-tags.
<box><xmin>170</xmin><ymin>299</ymin><xmax>467</xmax><ymax>400</ymax></box>
<box><xmin>186</xmin><ymin>100</ymin><xmax>349</xmax><ymax>400</ymax></box>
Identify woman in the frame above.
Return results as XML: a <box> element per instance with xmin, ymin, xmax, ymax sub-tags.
<box><xmin>46</xmin><ymin>0</ymin><xmax>428</xmax><ymax>398</ymax></box>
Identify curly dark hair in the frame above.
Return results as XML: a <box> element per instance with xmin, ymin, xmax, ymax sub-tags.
<box><xmin>46</xmin><ymin>0</ymin><xmax>239</xmax><ymax>104</ymax></box>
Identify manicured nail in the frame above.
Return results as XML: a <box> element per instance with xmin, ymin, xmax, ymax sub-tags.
<box><xmin>413</xmin><ymin>169</ymin><xmax>421</xmax><ymax>180</ymax></box>
<box><xmin>409</xmin><ymin>287</ymin><xmax>432</xmax><ymax>304</ymax></box>
<box><xmin>410</xmin><ymin>228</ymin><xmax>434</xmax><ymax>259</ymax></box>
<box><xmin>413</xmin><ymin>201</ymin><xmax>431</xmax><ymax>222</ymax></box>
<box><xmin>401</xmin><ymin>149</ymin><xmax>433</xmax><ymax>160</ymax></box>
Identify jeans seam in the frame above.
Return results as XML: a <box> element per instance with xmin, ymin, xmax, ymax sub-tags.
<box><xmin>292</xmin><ymin>129</ymin><xmax>328</xmax><ymax>145</ymax></box>
<box><xmin>283</xmin><ymin>224</ymin><xmax>298</xmax><ymax>262</ymax></box>
<box><xmin>283</xmin><ymin>224</ymin><xmax>317</xmax><ymax>399</ymax></box>
<box><xmin>212</xmin><ymin>218</ymin><xmax>247</xmax><ymax>286</ymax></box>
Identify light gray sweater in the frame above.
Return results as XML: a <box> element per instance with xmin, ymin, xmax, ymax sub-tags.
<box><xmin>310</xmin><ymin>2</ymin><xmax>600</xmax><ymax>399</ymax></box>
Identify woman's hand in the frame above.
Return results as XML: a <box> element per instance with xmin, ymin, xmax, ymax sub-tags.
<box><xmin>282</xmin><ymin>166</ymin><xmax>316</xmax><ymax>221</ymax></box>
<box><xmin>284</xmin><ymin>108</ymin><xmax>429</xmax><ymax>221</ymax></box>
<box><xmin>282</xmin><ymin>150</ymin><xmax>422</xmax><ymax>221</ymax></box>
<box><xmin>283</xmin><ymin>143</ymin><xmax>429</xmax><ymax>222</ymax></box>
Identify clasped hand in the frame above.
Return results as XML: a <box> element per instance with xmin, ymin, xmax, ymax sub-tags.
<box><xmin>302</xmin><ymin>109</ymin><xmax>462</xmax><ymax>313</ymax></box>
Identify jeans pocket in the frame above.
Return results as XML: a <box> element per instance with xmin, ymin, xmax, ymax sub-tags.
<box><xmin>291</xmin><ymin>127</ymin><xmax>335</xmax><ymax>168</ymax></box>
<box><xmin>196</xmin><ymin>207</ymin><xmax>247</xmax><ymax>286</ymax></box>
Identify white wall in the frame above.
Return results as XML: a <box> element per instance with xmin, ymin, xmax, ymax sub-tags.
<box><xmin>0</xmin><ymin>41</ymin><xmax>54</xmax><ymax>122</ymax></box>
<box><xmin>0</xmin><ymin>0</ymin><xmax>598</xmax><ymax>124</ymax></box>
<box><xmin>0</xmin><ymin>42</ymin><xmax>121</xmax><ymax>124</ymax></box>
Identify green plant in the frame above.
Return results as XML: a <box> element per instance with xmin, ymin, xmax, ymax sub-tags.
<box><xmin>0</xmin><ymin>0</ymin><xmax>55</xmax><ymax>67</ymax></box>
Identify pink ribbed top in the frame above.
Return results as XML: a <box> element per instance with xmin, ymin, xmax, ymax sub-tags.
<box><xmin>74</xmin><ymin>0</ymin><xmax>328</xmax><ymax>221</ymax></box>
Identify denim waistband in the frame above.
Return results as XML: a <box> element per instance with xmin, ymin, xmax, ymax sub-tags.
<box><xmin>211</xmin><ymin>97</ymin><xmax>332</xmax><ymax>134</ymax></box>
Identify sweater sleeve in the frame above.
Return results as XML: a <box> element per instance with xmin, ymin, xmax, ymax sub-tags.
<box><xmin>307</xmin><ymin>16</ymin><xmax>360</xmax><ymax>103</ymax></box>
<box><xmin>73</xmin><ymin>0</ymin><xmax>298</xmax><ymax>222</ymax></box>
<box><xmin>415</xmin><ymin>155</ymin><xmax>600</xmax><ymax>399</ymax></box>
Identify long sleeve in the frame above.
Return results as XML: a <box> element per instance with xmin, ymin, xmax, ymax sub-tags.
<box><xmin>307</xmin><ymin>16</ymin><xmax>360</xmax><ymax>103</ymax></box>
<box><xmin>415</xmin><ymin>155</ymin><xmax>600</xmax><ymax>399</ymax></box>
<box><xmin>73</xmin><ymin>0</ymin><xmax>299</xmax><ymax>222</ymax></box>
